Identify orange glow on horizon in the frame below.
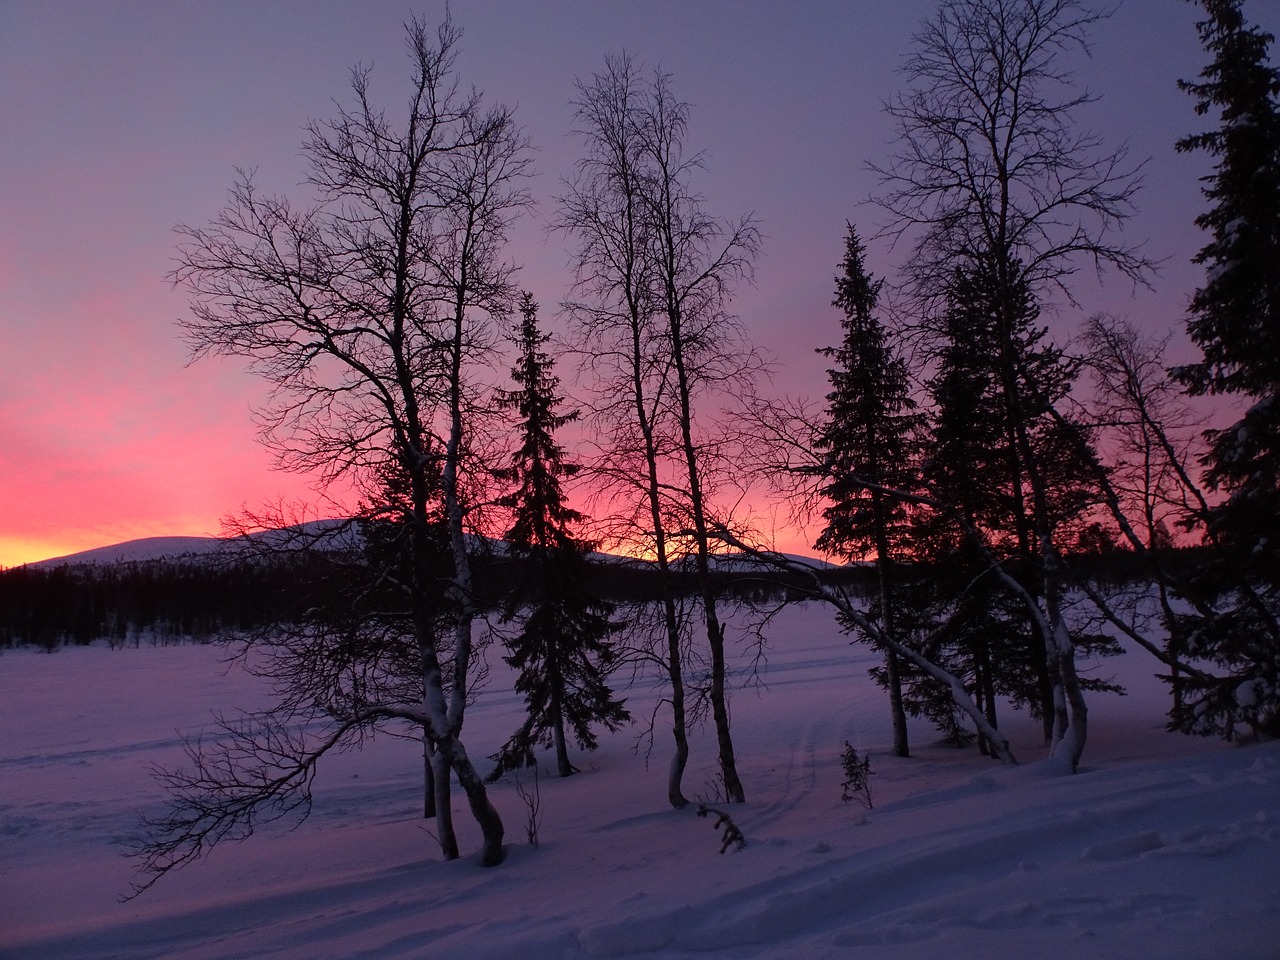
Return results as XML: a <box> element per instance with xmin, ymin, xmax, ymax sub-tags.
<box><xmin>585</xmin><ymin>517</ymin><xmax>822</xmax><ymax>565</ymax></box>
<box><xmin>0</xmin><ymin>533</ymin><xmax>118</xmax><ymax>569</ymax></box>
<box><xmin>0</xmin><ymin>520</ymin><xmax>231</xmax><ymax>569</ymax></box>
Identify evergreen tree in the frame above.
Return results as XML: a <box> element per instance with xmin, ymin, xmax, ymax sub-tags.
<box><xmin>912</xmin><ymin>259</ymin><xmax>1043</xmax><ymax>751</ymax></box>
<box><xmin>1175</xmin><ymin>0</ymin><xmax>1280</xmax><ymax>570</ymax></box>
<box><xmin>1176</xmin><ymin>0</ymin><xmax>1280</xmax><ymax>401</ymax></box>
<box><xmin>917</xmin><ymin>254</ymin><xmax>1105</xmax><ymax>751</ymax></box>
<box><xmin>815</xmin><ymin>225</ymin><xmax>923</xmax><ymax>757</ymax></box>
<box><xmin>1169</xmin><ymin>0</ymin><xmax>1280</xmax><ymax>738</ymax></box>
<box><xmin>873</xmin><ymin>0</ymin><xmax>1152</xmax><ymax>772</ymax></box>
<box><xmin>491</xmin><ymin>294</ymin><xmax>629</xmax><ymax>779</ymax></box>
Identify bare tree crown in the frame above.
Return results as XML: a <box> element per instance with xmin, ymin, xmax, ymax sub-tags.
<box><xmin>873</xmin><ymin>0</ymin><xmax>1150</xmax><ymax>305</ymax></box>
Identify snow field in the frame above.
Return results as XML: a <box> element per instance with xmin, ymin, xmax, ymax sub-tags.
<box><xmin>2</xmin><ymin>602</ymin><xmax>1277</xmax><ymax>959</ymax></box>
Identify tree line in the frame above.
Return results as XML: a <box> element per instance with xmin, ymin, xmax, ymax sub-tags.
<box><xmin>0</xmin><ymin>558</ymin><xmax>296</xmax><ymax>648</ymax></box>
<box><xmin>106</xmin><ymin>0</ymin><xmax>1280</xmax><ymax>893</ymax></box>
<box><xmin>0</xmin><ymin>540</ymin><xmax>835</xmax><ymax>651</ymax></box>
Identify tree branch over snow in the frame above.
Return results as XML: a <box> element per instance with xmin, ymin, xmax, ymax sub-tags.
<box><xmin>127</xmin><ymin>700</ymin><xmax>425</xmax><ymax>897</ymax></box>
<box><xmin>706</xmin><ymin>521</ymin><xmax>1018</xmax><ymax>764</ymax></box>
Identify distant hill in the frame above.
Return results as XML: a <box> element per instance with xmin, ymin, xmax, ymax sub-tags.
<box><xmin>32</xmin><ymin>528</ymin><xmax>839</xmax><ymax>573</ymax></box>
<box><xmin>30</xmin><ymin>520</ymin><xmax>358</xmax><ymax>569</ymax></box>
<box><xmin>32</xmin><ymin>536</ymin><xmax>228</xmax><ymax>568</ymax></box>
<box><xmin>3</xmin><ymin>527</ymin><xmax>858</xmax><ymax>649</ymax></box>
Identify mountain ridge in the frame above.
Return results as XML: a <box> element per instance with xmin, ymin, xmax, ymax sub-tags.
<box><xmin>30</xmin><ymin>526</ymin><xmax>837</xmax><ymax>571</ymax></box>
<box><xmin>28</xmin><ymin>520</ymin><xmax>357</xmax><ymax>569</ymax></box>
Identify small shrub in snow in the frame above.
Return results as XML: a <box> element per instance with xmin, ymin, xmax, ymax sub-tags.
<box><xmin>514</xmin><ymin>767</ymin><xmax>542</xmax><ymax>848</ymax></box>
<box><xmin>840</xmin><ymin>742</ymin><xmax>873</xmax><ymax>809</ymax></box>
<box><xmin>697</xmin><ymin>804</ymin><xmax>746</xmax><ymax>853</ymax></box>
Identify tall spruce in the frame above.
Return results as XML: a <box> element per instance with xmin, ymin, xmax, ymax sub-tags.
<box><xmin>1171</xmin><ymin>0</ymin><xmax>1280</xmax><ymax>738</ymax></box>
<box><xmin>815</xmin><ymin>225</ymin><xmax>922</xmax><ymax>757</ymax></box>
<box><xmin>916</xmin><ymin>257</ymin><xmax>1099</xmax><ymax>752</ymax></box>
<box><xmin>1175</xmin><ymin>0</ymin><xmax>1280</xmax><ymax>567</ymax></box>
<box><xmin>1176</xmin><ymin>0</ymin><xmax>1280</xmax><ymax>401</ymax></box>
<box><xmin>491</xmin><ymin>294</ymin><xmax>630</xmax><ymax>779</ymax></box>
<box><xmin>914</xmin><ymin>267</ymin><xmax>1033</xmax><ymax>753</ymax></box>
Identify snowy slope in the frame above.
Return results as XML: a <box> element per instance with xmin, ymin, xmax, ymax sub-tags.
<box><xmin>30</xmin><ymin>535</ymin><xmax>229</xmax><ymax>567</ymax></box>
<box><xmin>2</xmin><ymin>602</ymin><xmax>1277</xmax><ymax>959</ymax></box>
<box><xmin>31</xmin><ymin>534</ymin><xmax>836</xmax><ymax>573</ymax></box>
<box><xmin>29</xmin><ymin>520</ymin><xmax>359</xmax><ymax>568</ymax></box>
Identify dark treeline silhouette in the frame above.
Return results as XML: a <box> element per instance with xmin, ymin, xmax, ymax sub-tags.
<box><xmin>0</xmin><ymin>555</ymin><xmax>324</xmax><ymax>649</ymax></box>
<box><xmin>0</xmin><ymin>549</ymin><xmax>810</xmax><ymax>651</ymax></box>
<box><xmin>0</xmin><ymin>542</ymin><xmax>1175</xmax><ymax>652</ymax></box>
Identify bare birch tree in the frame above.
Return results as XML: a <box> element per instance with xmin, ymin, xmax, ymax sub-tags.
<box><xmin>133</xmin><ymin>19</ymin><xmax>529</xmax><ymax>890</ymax></box>
<box><xmin>559</xmin><ymin>52</ymin><xmax>761</xmax><ymax>804</ymax></box>
<box><xmin>558</xmin><ymin>53</ymin><xmax>694</xmax><ymax>808</ymax></box>
<box><xmin>1074</xmin><ymin>314</ymin><xmax>1280</xmax><ymax>738</ymax></box>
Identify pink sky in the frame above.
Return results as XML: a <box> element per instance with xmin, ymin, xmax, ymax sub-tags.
<box><xmin>2</xmin><ymin>1</ymin><xmax>1273</xmax><ymax>567</ymax></box>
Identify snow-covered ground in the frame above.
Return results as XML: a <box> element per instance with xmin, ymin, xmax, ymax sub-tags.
<box><xmin>2</xmin><ymin>602</ymin><xmax>1277</xmax><ymax>959</ymax></box>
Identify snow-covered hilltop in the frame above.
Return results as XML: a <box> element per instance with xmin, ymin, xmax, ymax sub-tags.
<box><xmin>31</xmin><ymin>536</ymin><xmax>229</xmax><ymax>568</ymax></box>
<box><xmin>29</xmin><ymin>520</ymin><xmax>360</xmax><ymax>569</ymax></box>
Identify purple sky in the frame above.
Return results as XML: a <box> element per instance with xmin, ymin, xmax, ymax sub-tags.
<box><xmin>2</xmin><ymin>0</ymin><xmax>1274</xmax><ymax>566</ymax></box>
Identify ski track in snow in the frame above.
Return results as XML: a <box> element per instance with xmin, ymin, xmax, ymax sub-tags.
<box><xmin>743</xmin><ymin>713</ymin><xmax>822</xmax><ymax>837</ymax></box>
<box><xmin>2</xmin><ymin>602</ymin><xmax>1279</xmax><ymax>960</ymax></box>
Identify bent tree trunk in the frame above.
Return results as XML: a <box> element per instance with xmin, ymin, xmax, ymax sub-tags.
<box><xmin>664</xmin><ymin>596</ymin><xmax>691</xmax><ymax>808</ymax></box>
<box><xmin>1043</xmin><ymin>547</ymin><xmax>1088</xmax><ymax>770</ymax></box>
<box><xmin>633</xmin><ymin>320</ymin><xmax>692</xmax><ymax>809</ymax></box>
<box><xmin>431</xmin><ymin>745</ymin><xmax>458</xmax><ymax>858</ymax></box>
<box><xmin>423</xmin><ymin>732</ymin><xmax>436</xmax><ymax>819</ymax></box>
<box><xmin>451</xmin><ymin>741</ymin><xmax>506</xmax><ymax>866</ymax></box>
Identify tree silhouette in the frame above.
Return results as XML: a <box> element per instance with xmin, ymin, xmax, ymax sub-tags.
<box><xmin>815</xmin><ymin>225</ymin><xmax>923</xmax><ymax>757</ymax></box>
<box><xmin>871</xmin><ymin>0</ymin><xmax>1150</xmax><ymax>770</ymax></box>
<box><xmin>559</xmin><ymin>53</ymin><xmax>761</xmax><ymax>804</ymax></box>
<box><xmin>490</xmin><ymin>294</ymin><xmax>630</xmax><ymax>779</ymax></box>
<box><xmin>135</xmin><ymin>18</ymin><xmax>528</xmax><ymax>890</ymax></box>
<box><xmin>1172</xmin><ymin>0</ymin><xmax>1280</xmax><ymax>738</ymax></box>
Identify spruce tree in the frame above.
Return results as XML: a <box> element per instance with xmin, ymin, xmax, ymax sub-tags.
<box><xmin>490</xmin><ymin>294</ymin><xmax>629</xmax><ymax>778</ymax></box>
<box><xmin>917</xmin><ymin>255</ymin><xmax>1106</xmax><ymax>752</ymax></box>
<box><xmin>1176</xmin><ymin>0</ymin><xmax>1280</xmax><ymax>401</ymax></box>
<box><xmin>873</xmin><ymin>0</ymin><xmax>1153</xmax><ymax>772</ymax></box>
<box><xmin>815</xmin><ymin>225</ymin><xmax>923</xmax><ymax>757</ymax></box>
<box><xmin>1170</xmin><ymin>0</ymin><xmax>1280</xmax><ymax>738</ymax></box>
<box><xmin>1175</xmin><ymin>0</ymin><xmax>1280</xmax><ymax>569</ymax></box>
<box><xmin>913</xmin><ymin>260</ymin><xmax>1044</xmax><ymax>751</ymax></box>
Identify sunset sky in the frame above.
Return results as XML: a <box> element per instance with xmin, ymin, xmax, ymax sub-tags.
<box><xmin>3</xmin><ymin>0</ymin><xmax>1275</xmax><ymax>568</ymax></box>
